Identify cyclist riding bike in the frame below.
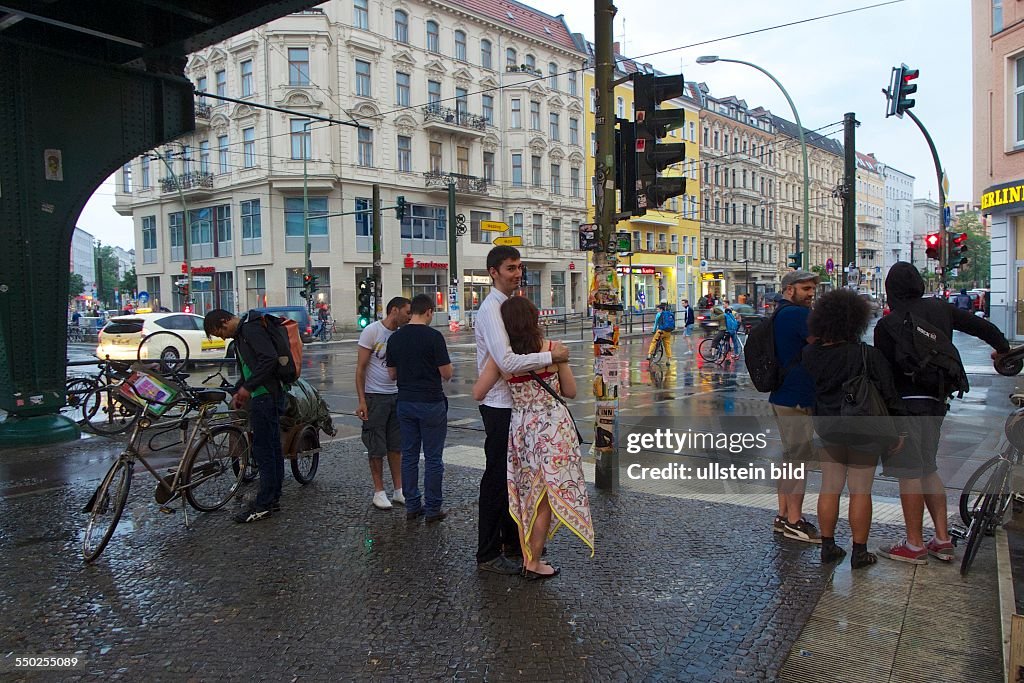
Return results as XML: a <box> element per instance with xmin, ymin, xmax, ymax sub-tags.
<box><xmin>647</xmin><ymin>303</ymin><xmax>675</xmax><ymax>363</ymax></box>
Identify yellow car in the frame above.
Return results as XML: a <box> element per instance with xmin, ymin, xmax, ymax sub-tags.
<box><xmin>96</xmin><ymin>312</ymin><xmax>229</xmax><ymax>371</ymax></box>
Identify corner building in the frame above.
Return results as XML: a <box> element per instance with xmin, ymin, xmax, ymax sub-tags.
<box><xmin>114</xmin><ymin>0</ymin><xmax>589</xmax><ymax>324</ymax></box>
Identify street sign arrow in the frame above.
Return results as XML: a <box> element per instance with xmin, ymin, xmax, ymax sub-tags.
<box><xmin>481</xmin><ymin>220</ymin><xmax>510</xmax><ymax>232</ymax></box>
<box><xmin>492</xmin><ymin>236</ymin><xmax>523</xmax><ymax>246</ymax></box>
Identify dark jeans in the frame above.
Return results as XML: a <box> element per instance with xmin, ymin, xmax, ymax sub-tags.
<box><xmin>250</xmin><ymin>393</ymin><xmax>285</xmax><ymax>509</ymax></box>
<box><xmin>398</xmin><ymin>400</ymin><xmax>447</xmax><ymax>516</ymax></box>
<box><xmin>477</xmin><ymin>405</ymin><xmax>519</xmax><ymax>563</ymax></box>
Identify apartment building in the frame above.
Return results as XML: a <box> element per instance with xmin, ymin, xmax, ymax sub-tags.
<box><xmin>114</xmin><ymin>0</ymin><xmax>589</xmax><ymax>323</ymax></box>
<box><xmin>882</xmin><ymin>165</ymin><xmax>915</xmax><ymax>271</ymax></box>
<box><xmin>912</xmin><ymin>197</ymin><xmax>940</xmax><ymax>273</ymax></box>
<box><xmin>855</xmin><ymin>152</ymin><xmax>886</xmax><ymax>296</ymax></box>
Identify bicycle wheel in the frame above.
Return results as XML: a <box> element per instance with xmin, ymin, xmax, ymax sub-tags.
<box><xmin>82</xmin><ymin>458</ymin><xmax>133</xmax><ymax>563</ymax></box>
<box><xmin>960</xmin><ymin>491</ymin><xmax>998</xmax><ymax>576</ymax></box>
<box><xmin>650</xmin><ymin>339</ymin><xmax>665</xmax><ymax>363</ymax></box>
<box><xmin>183</xmin><ymin>425</ymin><xmax>249</xmax><ymax>512</ymax></box>
<box><xmin>82</xmin><ymin>384</ymin><xmax>142</xmax><ymax>436</ymax></box>
<box><xmin>62</xmin><ymin>377</ymin><xmax>99</xmax><ymax>425</ymax></box>
<box><xmin>698</xmin><ymin>338</ymin><xmax>721</xmax><ymax>363</ymax></box>
<box><xmin>959</xmin><ymin>456</ymin><xmax>1002</xmax><ymax>525</ymax></box>
<box><xmin>323</xmin><ymin>325</ymin><xmax>334</xmax><ymax>342</ymax></box>
<box><xmin>291</xmin><ymin>425</ymin><xmax>320</xmax><ymax>484</ymax></box>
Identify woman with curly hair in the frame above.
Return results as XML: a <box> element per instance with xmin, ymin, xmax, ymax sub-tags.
<box><xmin>802</xmin><ymin>289</ymin><xmax>905</xmax><ymax>569</ymax></box>
<box><xmin>473</xmin><ymin>296</ymin><xmax>594</xmax><ymax>579</ymax></box>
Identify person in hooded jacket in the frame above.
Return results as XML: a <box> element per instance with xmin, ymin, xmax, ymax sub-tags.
<box><xmin>873</xmin><ymin>262</ymin><xmax>1011</xmax><ymax>564</ymax></box>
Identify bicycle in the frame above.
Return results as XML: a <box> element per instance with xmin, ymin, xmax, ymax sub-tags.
<box><xmin>314</xmin><ymin>318</ymin><xmax>335</xmax><ymax>343</ymax></box>
<box><xmin>950</xmin><ymin>397</ymin><xmax>1024</xmax><ymax>576</ymax></box>
<box><xmin>67</xmin><ymin>325</ymin><xmax>85</xmax><ymax>343</ymax></box>
<box><xmin>648</xmin><ymin>333</ymin><xmax>668</xmax><ymax>363</ymax></box>
<box><xmin>698</xmin><ymin>331</ymin><xmax>742</xmax><ymax>364</ymax></box>
<box><xmin>81</xmin><ymin>371</ymin><xmax>250</xmax><ymax>563</ymax></box>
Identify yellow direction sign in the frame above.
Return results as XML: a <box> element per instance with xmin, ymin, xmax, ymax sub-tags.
<box><xmin>481</xmin><ymin>220</ymin><xmax>510</xmax><ymax>232</ymax></box>
<box><xmin>492</xmin><ymin>236</ymin><xmax>523</xmax><ymax>246</ymax></box>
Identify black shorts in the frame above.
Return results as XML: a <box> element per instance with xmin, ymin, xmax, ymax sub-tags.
<box><xmin>817</xmin><ymin>440</ymin><xmax>880</xmax><ymax>469</ymax></box>
<box><xmin>881</xmin><ymin>398</ymin><xmax>947</xmax><ymax>479</ymax></box>
<box><xmin>361</xmin><ymin>393</ymin><xmax>401</xmax><ymax>458</ymax></box>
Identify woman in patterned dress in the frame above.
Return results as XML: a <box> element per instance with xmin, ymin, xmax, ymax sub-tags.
<box><xmin>473</xmin><ymin>296</ymin><xmax>594</xmax><ymax>580</ymax></box>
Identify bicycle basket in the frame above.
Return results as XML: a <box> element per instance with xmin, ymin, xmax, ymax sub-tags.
<box><xmin>118</xmin><ymin>371</ymin><xmax>179</xmax><ymax>416</ymax></box>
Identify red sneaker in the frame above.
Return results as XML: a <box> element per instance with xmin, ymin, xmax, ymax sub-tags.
<box><xmin>926</xmin><ymin>538</ymin><xmax>955</xmax><ymax>562</ymax></box>
<box><xmin>877</xmin><ymin>540</ymin><xmax>928</xmax><ymax>565</ymax></box>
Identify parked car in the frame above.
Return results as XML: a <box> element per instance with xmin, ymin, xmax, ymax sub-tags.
<box><xmin>253</xmin><ymin>306</ymin><xmax>314</xmax><ymax>343</ymax></box>
<box><xmin>96</xmin><ymin>312</ymin><xmax>229</xmax><ymax>370</ymax></box>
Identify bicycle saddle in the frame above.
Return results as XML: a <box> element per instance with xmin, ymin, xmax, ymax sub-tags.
<box><xmin>193</xmin><ymin>389</ymin><xmax>227</xmax><ymax>405</ymax></box>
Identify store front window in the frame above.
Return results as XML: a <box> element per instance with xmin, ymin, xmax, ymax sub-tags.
<box><xmin>286</xmin><ymin>266</ymin><xmax>330</xmax><ymax>307</ymax></box>
<box><xmin>402</xmin><ymin>269</ymin><xmax>447</xmax><ymax>312</ymax></box>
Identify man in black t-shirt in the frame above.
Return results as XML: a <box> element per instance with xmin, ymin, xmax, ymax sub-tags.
<box><xmin>386</xmin><ymin>294</ymin><xmax>453</xmax><ymax>523</ymax></box>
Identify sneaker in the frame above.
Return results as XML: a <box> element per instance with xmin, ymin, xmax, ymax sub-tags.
<box><xmin>477</xmin><ymin>555</ymin><xmax>521</xmax><ymax>575</ymax></box>
<box><xmin>425</xmin><ymin>510</ymin><xmax>448</xmax><ymax>524</ymax></box>
<box><xmin>233</xmin><ymin>505</ymin><xmax>272</xmax><ymax>524</ymax></box>
<box><xmin>392</xmin><ymin>490</ymin><xmax>406</xmax><ymax>506</ymax></box>
<box><xmin>782</xmin><ymin>518</ymin><xmax>822</xmax><ymax>544</ymax></box>
<box><xmin>877</xmin><ymin>539</ymin><xmax>928</xmax><ymax>565</ymax></box>
<box><xmin>772</xmin><ymin>515</ymin><xmax>786</xmax><ymax>534</ymax></box>
<box><xmin>372</xmin><ymin>491</ymin><xmax>393</xmax><ymax>510</ymax></box>
<box><xmin>926</xmin><ymin>538</ymin><xmax>955</xmax><ymax>562</ymax></box>
<box><xmin>406</xmin><ymin>509</ymin><xmax>424</xmax><ymax>521</ymax></box>
<box><xmin>271</xmin><ymin>501</ymin><xmax>282</xmax><ymax>513</ymax></box>
<box><xmin>821</xmin><ymin>544</ymin><xmax>848</xmax><ymax>564</ymax></box>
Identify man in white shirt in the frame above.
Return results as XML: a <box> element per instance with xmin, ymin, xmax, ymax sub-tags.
<box><xmin>356</xmin><ymin>296</ymin><xmax>411</xmax><ymax>510</ymax></box>
<box><xmin>475</xmin><ymin>246</ymin><xmax>570</xmax><ymax>575</ymax></box>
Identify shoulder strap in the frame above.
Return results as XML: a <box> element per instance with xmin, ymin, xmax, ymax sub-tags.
<box><xmin>529</xmin><ymin>370</ymin><xmax>583</xmax><ymax>444</ymax></box>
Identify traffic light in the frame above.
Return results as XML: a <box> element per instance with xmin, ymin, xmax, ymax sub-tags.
<box><xmin>924</xmin><ymin>232</ymin><xmax>941</xmax><ymax>260</ymax></box>
<box><xmin>309</xmin><ymin>274</ymin><xmax>319</xmax><ymax>293</ymax></box>
<box><xmin>395</xmin><ymin>196</ymin><xmax>406</xmax><ymax>221</ymax></box>
<box><xmin>627</xmin><ymin>72</ymin><xmax>687</xmax><ymax>216</ymax></box>
<box><xmin>183</xmin><ymin>303</ymin><xmax>193</xmax><ymax>314</ymax></box>
<box><xmin>886</xmin><ymin>64</ymin><xmax>919</xmax><ymax>118</ymax></box>
<box><xmin>787</xmin><ymin>252</ymin><xmax>802</xmax><ymax>270</ymax></box>
<box><xmin>948</xmin><ymin>231</ymin><xmax>968</xmax><ymax>268</ymax></box>
<box><xmin>357</xmin><ymin>277</ymin><xmax>373</xmax><ymax>328</ymax></box>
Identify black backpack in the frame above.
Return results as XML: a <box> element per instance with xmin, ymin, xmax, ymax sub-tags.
<box><xmin>878</xmin><ymin>311</ymin><xmax>969</xmax><ymax>398</ymax></box>
<box><xmin>744</xmin><ymin>303</ymin><xmax>790</xmax><ymax>392</ymax></box>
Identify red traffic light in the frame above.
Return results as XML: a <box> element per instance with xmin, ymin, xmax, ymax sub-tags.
<box><xmin>902</xmin><ymin>69</ymin><xmax>919</xmax><ymax>83</ymax></box>
<box><xmin>925</xmin><ymin>233</ymin><xmax>939</xmax><ymax>247</ymax></box>
<box><xmin>952</xmin><ymin>232</ymin><xmax>968</xmax><ymax>247</ymax></box>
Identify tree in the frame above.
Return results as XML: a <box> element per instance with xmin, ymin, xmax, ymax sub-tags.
<box><xmin>119</xmin><ymin>267</ymin><xmax>137</xmax><ymax>297</ymax></box>
<box><xmin>949</xmin><ymin>212</ymin><xmax>990</xmax><ymax>289</ymax></box>
<box><xmin>68</xmin><ymin>272</ymin><xmax>84</xmax><ymax>300</ymax></box>
<box><xmin>94</xmin><ymin>243</ymin><xmax>120</xmax><ymax>308</ymax></box>
<box><xmin>810</xmin><ymin>264</ymin><xmax>832</xmax><ymax>283</ymax></box>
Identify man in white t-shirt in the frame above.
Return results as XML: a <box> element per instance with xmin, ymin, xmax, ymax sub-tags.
<box><xmin>356</xmin><ymin>296</ymin><xmax>412</xmax><ymax>510</ymax></box>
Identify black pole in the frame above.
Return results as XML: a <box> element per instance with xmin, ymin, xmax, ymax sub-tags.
<box><xmin>904</xmin><ymin>109</ymin><xmax>946</xmax><ymax>284</ymax></box>
<box><xmin>372</xmin><ymin>183</ymin><xmax>382</xmax><ymax>320</ymax></box>
<box><xmin>842</xmin><ymin>113</ymin><xmax>858</xmax><ymax>288</ymax></box>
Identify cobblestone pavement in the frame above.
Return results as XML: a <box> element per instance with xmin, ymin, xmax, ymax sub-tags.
<box><xmin>0</xmin><ymin>438</ymin><xmax>872</xmax><ymax>682</ymax></box>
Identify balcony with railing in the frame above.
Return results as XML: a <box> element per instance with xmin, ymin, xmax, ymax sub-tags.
<box><xmin>423</xmin><ymin>171</ymin><xmax>488</xmax><ymax>195</ymax></box>
<box><xmin>160</xmin><ymin>171</ymin><xmax>214</xmax><ymax>195</ymax></box>
<box><xmin>422</xmin><ymin>105</ymin><xmax>487</xmax><ymax>136</ymax></box>
<box><xmin>630</xmin><ymin>239</ymin><xmax>679</xmax><ymax>255</ymax></box>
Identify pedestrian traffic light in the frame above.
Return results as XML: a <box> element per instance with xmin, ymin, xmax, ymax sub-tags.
<box><xmin>924</xmin><ymin>232</ymin><xmax>940</xmax><ymax>260</ymax></box>
<box><xmin>310</xmin><ymin>274</ymin><xmax>319</xmax><ymax>293</ymax></box>
<box><xmin>948</xmin><ymin>231</ymin><xmax>968</xmax><ymax>268</ymax></box>
<box><xmin>886</xmin><ymin>64</ymin><xmax>919</xmax><ymax>119</ymax></box>
<box><xmin>183</xmin><ymin>302</ymin><xmax>193</xmax><ymax>314</ymax></box>
<box><xmin>357</xmin><ymin>277</ymin><xmax>373</xmax><ymax>328</ymax></box>
<box><xmin>626</xmin><ymin>72</ymin><xmax>687</xmax><ymax>216</ymax></box>
<box><xmin>787</xmin><ymin>252</ymin><xmax>802</xmax><ymax>270</ymax></box>
<box><xmin>395</xmin><ymin>196</ymin><xmax>407</xmax><ymax>221</ymax></box>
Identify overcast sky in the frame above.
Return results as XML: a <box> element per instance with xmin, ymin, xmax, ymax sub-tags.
<box><xmin>79</xmin><ymin>0</ymin><xmax>969</xmax><ymax>250</ymax></box>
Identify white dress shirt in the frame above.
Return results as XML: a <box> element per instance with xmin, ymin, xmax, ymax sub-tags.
<box><xmin>475</xmin><ymin>287</ymin><xmax>553</xmax><ymax>409</ymax></box>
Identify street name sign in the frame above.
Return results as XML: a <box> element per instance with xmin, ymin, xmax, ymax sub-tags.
<box><xmin>492</xmin><ymin>236</ymin><xmax>523</xmax><ymax>246</ymax></box>
<box><xmin>481</xmin><ymin>221</ymin><xmax>510</xmax><ymax>232</ymax></box>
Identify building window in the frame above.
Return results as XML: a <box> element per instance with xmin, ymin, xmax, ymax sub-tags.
<box><xmin>550</xmin><ymin>271</ymin><xmax>566</xmax><ymax>308</ymax></box>
<box><xmin>470</xmin><ymin>210</ymin><xmax>492</xmax><ymax>243</ymax></box>
<box><xmin>571</xmin><ymin>167</ymin><xmax>580</xmax><ymax>197</ymax></box>
<box><xmin>288</xmin><ymin>48</ymin><xmax>310</xmax><ymax>86</ymax></box>
<box><xmin>590</xmin><ymin>88</ymin><xmax>596</xmax><ymax>113</ymax></box>
<box><xmin>215</xmin><ymin>69</ymin><xmax>226</xmax><ymax>96</ymax></box>
<box><xmin>400</xmin><ymin>203</ymin><xmax>447</xmax><ymax>255</ymax></box>
<box><xmin>290</xmin><ymin>119</ymin><xmax>310</xmax><ymax>160</ymax></box>
<box><xmin>483</xmin><ymin>152</ymin><xmax>495</xmax><ymax>182</ymax></box>
<box><xmin>197</xmin><ymin>76</ymin><xmax>207</xmax><ymax>103</ymax></box>
<box><xmin>531</xmin><ymin>155</ymin><xmax>542</xmax><ymax>187</ymax></box>
<box><xmin>511</xmin><ymin>153</ymin><xmax>523</xmax><ymax>186</ymax></box>
<box><xmin>1016</xmin><ymin>55</ymin><xmax>1024</xmax><ymax>145</ymax></box>
<box><xmin>142</xmin><ymin>216</ymin><xmax>157</xmax><ymax>264</ymax></box>
<box><xmin>617</xmin><ymin>97</ymin><xmax>624</xmax><ymax>118</ymax></box>
<box><xmin>427</xmin><ymin>80</ymin><xmax>441</xmax><ymax>107</ymax></box>
<box><xmin>140</xmin><ymin>155</ymin><xmax>150</xmax><ymax>188</ymax></box>
<box><xmin>569</xmin><ymin>117</ymin><xmax>579</xmax><ymax>145</ymax></box>
<box><xmin>242</xmin><ymin>127</ymin><xmax>255</xmax><ymax>168</ymax></box>
<box><xmin>358</xmin><ymin>128</ymin><xmax>374</xmax><ymax>167</ymax></box>
<box><xmin>530</xmin><ymin>100</ymin><xmax>541</xmax><ymax>130</ymax></box>
<box><xmin>506</xmin><ymin>47</ymin><xmax>517</xmax><ymax>68</ymax></box>
<box><xmin>217</xmin><ymin>135</ymin><xmax>229</xmax><ymax>174</ymax></box>
<box><xmin>510</xmin><ymin>98</ymin><xmax>521</xmax><ymax>128</ymax></box>
<box><xmin>426</xmin><ymin>20</ymin><xmax>439</xmax><ymax>53</ymax></box>
<box><xmin>396</xmin><ymin>71</ymin><xmax>410</xmax><ymax>106</ymax></box>
<box><xmin>215</xmin><ymin>271</ymin><xmax>234</xmax><ymax>312</ymax></box>
<box><xmin>454</xmin><ymin>30</ymin><xmax>467</xmax><ymax>61</ymax></box>
<box><xmin>551</xmin><ymin>219</ymin><xmax>561</xmax><ymax>249</ymax></box>
<box><xmin>511</xmin><ymin>213</ymin><xmax>523</xmax><ymax>238</ymax></box>
<box><xmin>482</xmin><ymin>94</ymin><xmax>494</xmax><ymax>124</ymax></box>
<box><xmin>353</xmin><ymin>0</ymin><xmax>368</xmax><ymax>30</ymax></box>
<box><xmin>994</xmin><ymin>0</ymin><xmax>1003</xmax><ymax>32</ymax></box>
<box><xmin>481</xmin><ymin>39</ymin><xmax>492</xmax><ymax>69</ymax></box>
<box><xmin>241</xmin><ymin>199</ymin><xmax>261</xmax><ymax>255</ymax></box>
<box><xmin>689</xmin><ymin>121</ymin><xmax>695</xmax><ymax>142</ymax></box>
<box><xmin>568</xmin><ymin>70</ymin><xmax>577</xmax><ymax>96</ymax></box>
<box><xmin>457</xmin><ymin>145</ymin><xmax>470</xmax><ymax>175</ymax></box>
<box><xmin>549</xmin><ymin>112</ymin><xmax>560</xmax><ymax>140</ymax></box>
<box><xmin>532</xmin><ymin>213</ymin><xmax>543</xmax><ymax>246</ymax></box>
<box><xmin>704</xmin><ymin>197</ymin><xmax>710</xmax><ymax>220</ymax></box>
<box><xmin>122</xmin><ymin>163</ymin><xmax>132</xmax><ymax>192</ymax></box>
<box><xmin>455</xmin><ymin>87</ymin><xmax>468</xmax><ymax>117</ymax></box>
<box><xmin>355</xmin><ymin>59</ymin><xmax>371</xmax><ymax>97</ymax></box>
<box><xmin>240</xmin><ymin>59</ymin><xmax>253</xmax><ymax>97</ymax></box>
<box><xmin>550</xmin><ymin>164</ymin><xmax>561</xmax><ymax>194</ymax></box>
<box><xmin>394</xmin><ymin>10</ymin><xmax>409</xmax><ymax>43</ymax></box>
<box><xmin>524</xmin><ymin>54</ymin><xmax>536</xmax><ymax>71</ymax></box>
<box><xmin>187</xmin><ymin>207</ymin><xmax>215</xmax><ymax>259</ymax></box>
<box><xmin>284</xmin><ymin>197</ymin><xmax>328</xmax><ymax>249</ymax></box>
<box><xmin>548</xmin><ymin>62</ymin><xmax>558</xmax><ymax>90</ymax></box>
<box><xmin>245</xmin><ymin>269</ymin><xmax>266</xmax><ymax>309</ymax></box>
<box><xmin>215</xmin><ymin>205</ymin><xmax>231</xmax><ymax>257</ymax></box>
<box><xmin>397</xmin><ymin>135</ymin><xmax>412</xmax><ymax>172</ymax></box>
<box><xmin>355</xmin><ymin>197</ymin><xmax>372</xmax><ymax>252</ymax></box>
<box><xmin>199</xmin><ymin>141</ymin><xmax>210</xmax><ymax>174</ymax></box>
<box><xmin>429</xmin><ymin>141</ymin><xmax>442</xmax><ymax>173</ymax></box>
<box><xmin>713</xmin><ymin>130</ymin><xmax>719</xmax><ymax>149</ymax></box>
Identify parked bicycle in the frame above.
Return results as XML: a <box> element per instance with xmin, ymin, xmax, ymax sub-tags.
<box><xmin>950</xmin><ymin>394</ymin><xmax>1024</xmax><ymax>576</ymax></box>
<box><xmin>67</xmin><ymin>325</ymin><xmax>85</xmax><ymax>343</ymax></box>
<box><xmin>81</xmin><ymin>371</ymin><xmax>250</xmax><ymax>563</ymax></box>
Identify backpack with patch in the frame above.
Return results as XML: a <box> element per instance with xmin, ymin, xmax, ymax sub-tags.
<box><xmin>258</xmin><ymin>313</ymin><xmax>303</xmax><ymax>385</ymax></box>
<box><xmin>658</xmin><ymin>309</ymin><xmax>676</xmax><ymax>332</ymax></box>
<box><xmin>724</xmin><ymin>311</ymin><xmax>740</xmax><ymax>333</ymax></box>
<box><xmin>744</xmin><ymin>304</ymin><xmax>788</xmax><ymax>392</ymax></box>
<box><xmin>878</xmin><ymin>311</ymin><xmax>969</xmax><ymax>398</ymax></box>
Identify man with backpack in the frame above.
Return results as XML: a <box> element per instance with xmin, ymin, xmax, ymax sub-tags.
<box><xmin>679</xmin><ymin>299</ymin><xmax>696</xmax><ymax>354</ymax></box>
<box><xmin>873</xmin><ymin>262</ymin><xmax>1011</xmax><ymax>563</ymax></box>
<box><xmin>648</xmin><ymin>303</ymin><xmax>676</xmax><ymax>362</ymax></box>
<box><xmin>204</xmin><ymin>308</ymin><xmax>291</xmax><ymax>523</ymax></box>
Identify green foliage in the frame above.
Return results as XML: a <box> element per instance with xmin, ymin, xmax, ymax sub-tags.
<box><xmin>94</xmin><ymin>243</ymin><xmax>120</xmax><ymax>308</ymax></box>
<box><xmin>68</xmin><ymin>272</ymin><xmax>84</xmax><ymax>300</ymax></box>
<box><xmin>949</xmin><ymin>212</ymin><xmax>990</xmax><ymax>288</ymax></box>
<box><xmin>810</xmin><ymin>264</ymin><xmax>831</xmax><ymax>283</ymax></box>
<box><xmin>119</xmin><ymin>267</ymin><xmax>137</xmax><ymax>296</ymax></box>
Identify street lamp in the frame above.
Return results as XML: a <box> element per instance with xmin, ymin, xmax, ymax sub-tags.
<box><xmin>696</xmin><ymin>56</ymin><xmax>809</xmax><ymax>269</ymax></box>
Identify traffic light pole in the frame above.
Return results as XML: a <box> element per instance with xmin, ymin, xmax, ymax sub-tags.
<box><xmin>447</xmin><ymin>182</ymin><xmax>460</xmax><ymax>328</ymax></box>
<box><xmin>594</xmin><ymin>0</ymin><xmax>619</xmax><ymax>491</ymax></box>
<box><xmin>904</xmin><ymin>109</ymin><xmax>946</xmax><ymax>279</ymax></box>
<box><xmin>842</xmin><ymin>113</ymin><xmax>858</xmax><ymax>288</ymax></box>
<box><xmin>372</xmin><ymin>183</ymin><xmax>382</xmax><ymax>320</ymax></box>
